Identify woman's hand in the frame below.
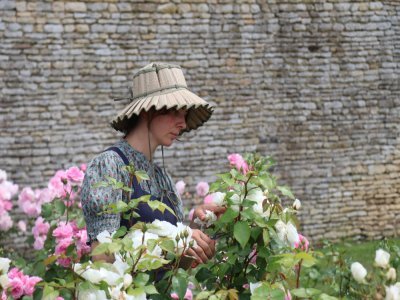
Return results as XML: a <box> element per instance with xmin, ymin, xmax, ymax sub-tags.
<box><xmin>190</xmin><ymin>204</ymin><xmax>226</xmax><ymax>228</ymax></box>
<box><xmin>184</xmin><ymin>229</ymin><xmax>215</xmax><ymax>267</ymax></box>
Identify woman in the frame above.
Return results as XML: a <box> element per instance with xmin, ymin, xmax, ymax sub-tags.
<box><xmin>81</xmin><ymin>62</ymin><xmax>224</xmax><ymax>266</ymax></box>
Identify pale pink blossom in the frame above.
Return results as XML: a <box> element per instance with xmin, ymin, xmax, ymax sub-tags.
<box><xmin>0</xmin><ymin>213</ymin><xmax>13</xmax><ymax>231</ymax></box>
<box><xmin>18</xmin><ymin>187</ymin><xmax>41</xmax><ymax>217</ymax></box>
<box><xmin>66</xmin><ymin>166</ymin><xmax>84</xmax><ymax>186</ymax></box>
<box><xmin>0</xmin><ymin>199</ymin><xmax>12</xmax><ymax>215</ymax></box>
<box><xmin>227</xmin><ymin>153</ymin><xmax>249</xmax><ymax>174</ymax></box>
<box><xmin>32</xmin><ymin>217</ymin><xmax>50</xmax><ymax>237</ymax></box>
<box><xmin>53</xmin><ymin>222</ymin><xmax>74</xmax><ymax>240</ymax></box>
<box><xmin>196</xmin><ymin>182</ymin><xmax>209</xmax><ymax>197</ymax></box>
<box><xmin>37</xmin><ymin>188</ymin><xmax>56</xmax><ymax>204</ymax></box>
<box><xmin>33</xmin><ymin>236</ymin><xmax>46</xmax><ymax>250</ymax></box>
<box><xmin>80</xmin><ymin>164</ymin><xmax>87</xmax><ymax>172</ymax></box>
<box><xmin>294</xmin><ymin>234</ymin><xmax>309</xmax><ymax>252</ymax></box>
<box><xmin>17</xmin><ymin>220</ymin><xmax>27</xmax><ymax>233</ymax></box>
<box><xmin>56</xmin><ymin>297</ymin><xmax>64</xmax><ymax>300</ymax></box>
<box><xmin>0</xmin><ymin>181</ymin><xmax>19</xmax><ymax>200</ymax></box>
<box><xmin>175</xmin><ymin>180</ymin><xmax>185</xmax><ymax>196</ymax></box>
<box><xmin>48</xmin><ymin>170</ymin><xmax>68</xmax><ymax>198</ymax></box>
<box><xmin>8</xmin><ymin>267</ymin><xmax>41</xmax><ymax>298</ymax></box>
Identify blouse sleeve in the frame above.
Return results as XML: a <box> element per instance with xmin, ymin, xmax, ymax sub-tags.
<box><xmin>80</xmin><ymin>151</ymin><xmax>128</xmax><ymax>242</ymax></box>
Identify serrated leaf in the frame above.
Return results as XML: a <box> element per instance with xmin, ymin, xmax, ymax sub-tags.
<box><xmin>91</xmin><ymin>243</ymin><xmax>109</xmax><ymax>256</ymax></box>
<box><xmin>135</xmin><ymin>170</ymin><xmax>150</xmax><ymax>182</ymax></box>
<box><xmin>43</xmin><ymin>255</ymin><xmax>58</xmax><ymax>266</ymax></box>
<box><xmin>144</xmin><ymin>285</ymin><xmax>158</xmax><ymax>295</ymax></box>
<box><xmin>113</xmin><ymin>226</ymin><xmax>127</xmax><ymax>238</ymax></box>
<box><xmin>218</xmin><ymin>208</ymin><xmax>239</xmax><ymax>224</ymax></box>
<box><xmin>217</xmin><ymin>173</ymin><xmax>235</xmax><ymax>186</ymax></box>
<box><xmin>54</xmin><ymin>200</ymin><xmax>66</xmax><ymax>216</ymax></box>
<box><xmin>133</xmin><ymin>273</ymin><xmax>149</xmax><ymax>287</ymax></box>
<box><xmin>234</xmin><ymin>221</ymin><xmax>250</xmax><ymax>248</ymax></box>
<box><xmin>172</xmin><ymin>275</ymin><xmax>188</xmax><ymax>300</ymax></box>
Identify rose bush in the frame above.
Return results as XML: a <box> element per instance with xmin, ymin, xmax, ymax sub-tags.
<box><xmin>0</xmin><ymin>154</ymin><xmax>399</xmax><ymax>299</ymax></box>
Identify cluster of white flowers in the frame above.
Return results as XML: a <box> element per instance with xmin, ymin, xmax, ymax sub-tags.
<box><xmin>0</xmin><ymin>257</ymin><xmax>11</xmax><ymax>289</ymax></box>
<box><xmin>351</xmin><ymin>249</ymin><xmax>400</xmax><ymax>299</ymax></box>
<box><xmin>73</xmin><ymin>220</ymin><xmax>194</xmax><ymax>300</ymax></box>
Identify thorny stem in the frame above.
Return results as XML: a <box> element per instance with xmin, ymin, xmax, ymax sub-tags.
<box><xmin>296</xmin><ymin>259</ymin><xmax>303</xmax><ymax>288</ymax></box>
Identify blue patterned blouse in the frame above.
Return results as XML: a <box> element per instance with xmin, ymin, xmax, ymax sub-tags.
<box><xmin>80</xmin><ymin>139</ymin><xmax>184</xmax><ymax>242</ymax></box>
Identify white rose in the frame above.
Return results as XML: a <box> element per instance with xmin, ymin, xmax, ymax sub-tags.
<box><xmin>376</xmin><ymin>249</ymin><xmax>391</xmax><ymax>268</ymax></box>
<box><xmin>387</xmin><ymin>268</ymin><xmax>397</xmax><ymax>281</ymax></box>
<box><xmin>286</xmin><ymin>222</ymin><xmax>300</xmax><ymax>247</ymax></box>
<box><xmin>385</xmin><ymin>285</ymin><xmax>400</xmax><ymax>300</ymax></box>
<box><xmin>74</xmin><ymin>263</ymin><xmax>105</xmax><ymax>284</ymax></box>
<box><xmin>96</xmin><ymin>230</ymin><xmax>113</xmax><ymax>244</ymax></box>
<box><xmin>275</xmin><ymin>220</ymin><xmax>287</xmax><ymax>242</ymax></box>
<box><xmin>351</xmin><ymin>262</ymin><xmax>367</xmax><ymax>283</ymax></box>
<box><xmin>247</xmin><ymin>189</ymin><xmax>264</xmax><ymax>204</ymax></box>
<box><xmin>123</xmin><ymin>273</ymin><xmax>133</xmax><ymax>288</ymax></box>
<box><xmin>212</xmin><ymin>192</ymin><xmax>226</xmax><ymax>206</ymax></box>
<box><xmin>78</xmin><ymin>286</ymin><xmax>108</xmax><ymax>300</ymax></box>
<box><xmin>293</xmin><ymin>199</ymin><xmax>301</xmax><ymax>210</ymax></box>
<box><xmin>0</xmin><ymin>274</ymin><xmax>9</xmax><ymax>289</ymax></box>
<box><xmin>125</xmin><ymin>290</ymin><xmax>147</xmax><ymax>300</ymax></box>
<box><xmin>0</xmin><ymin>257</ymin><xmax>11</xmax><ymax>274</ymax></box>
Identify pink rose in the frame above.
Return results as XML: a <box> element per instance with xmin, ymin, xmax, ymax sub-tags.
<box><xmin>18</xmin><ymin>220</ymin><xmax>27</xmax><ymax>233</ymax></box>
<box><xmin>0</xmin><ymin>181</ymin><xmax>19</xmax><ymax>199</ymax></box>
<box><xmin>227</xmin><ymin>154</ymin><xmax>249</xmax><ymax>175</ymax></box>
<box><xmin>196</xmin><ymin>182</ymin><xmax>209</xmax><ymax>197</ymax></box>
<box><xmin>18</xmin><ymin>187</ymin><xmax>41</xmax><ymax>217</ymax></box>
<box><xmin>80</xmin><ymin>164</ymin><xmax>87</xmax><ymax>172</ymax></box>
<box><xmin>175</xmin><ymin>180</ymin><xmax>185</xmax><ymax>196</ymax></box>
<box><xmin>57</xmin><ymin>257</ymin><xmax>72</xmax><ymax>268</ymax></box>
<box><xmin>9</xmin><ymin>276</ymin><xmax>24</xmax><ymax>299</ymax></box>
<box><xmin>66</xmin><ymin>166</ymin><xmax>84</xmax><ymax>186</ymax></box>
<box><xmin>48</xmin><ymin>170</ymin><xmax>68</xmax><ymax>198</ymax></box>
<box><xmin>0</xmin><ymin>213</ymin><xmax>13</xmax><ymax>231</ymax></box>
<box><xmin>55</xmin><ymin>237</ymin><xmax>73</xmax><ymax>255</ymax></box>
<box><xmin>33</xmin><ymin>236</ymin><xmax>46</xmax><ymax>250</ymax></box>
<box><xmin>53</xmin><ymin>222</ymin><xmax>74</xmax><ymax>240</ymax></box>
<box><xmin>294</xmin><ymin>234</ymin><xmax>309</xmax><ymax>252</ymax></box>
<box><xmin>24</xmin><ymin>276</ymin><xmax>42</xmax><ymax>296</ymax></box>
<box><xmin>0</xmin><ymin>199</ymin><xmax>12</xmax><ymax>215</ymax></box>
<box><xmin>32</xmin><ymin>217</ymin><xmax>50</xmax><ymax>237</ymax></box>
<box><xmin>249</xmin><ymin>248</ymin><xmax>257</xmax><ymax>264</ymax></box>
<box><xmin>38</xmin><ymin>188</ymin><xmax>56</xmax><ymax>204</ymax></box>
<box><xmin>56</xmin><ymin>297</ymin><xmax>64</xmax><ymax>300</ymax></box>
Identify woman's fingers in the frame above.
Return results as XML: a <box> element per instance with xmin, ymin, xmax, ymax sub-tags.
<box><xmin>195</xmin><ymin>204</ymin><xmax>227</xmax><ymax>221</ymax></box>
<box><xmin>191</xmin><ymin>229</ymin><xmax>216</xmax><ymax>262</ymax></box>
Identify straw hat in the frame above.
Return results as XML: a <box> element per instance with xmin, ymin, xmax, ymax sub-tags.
<box><xmin>111</xmin><ymin>62</ymin><xmax>213</xmax><ymax>133</ymax></box>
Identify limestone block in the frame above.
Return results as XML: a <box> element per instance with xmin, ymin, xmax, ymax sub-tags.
<box><xmin>65</xmin><ymin>2</ymin><xmax>87</xmax><ymax>12</ymax></box>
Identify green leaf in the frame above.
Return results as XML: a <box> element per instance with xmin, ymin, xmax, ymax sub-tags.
<box><xmin>295</xmin><ymin>252</ymin><xmax>317</xmax><ymax>267</ymax></box>
<box><xmin>41</xmin><ymin>203</ymin><xmax>52</xmax><ymax>219</ymax></box>
<box><xmin>291</xmin><ymin>288</ymin><xmax>322</xmax><ymax>298</ymax></box>
<box><xmin>135</xmin><ymin>170</ymin><xmax>150</xmax><ymax>182</ymax></box>
<box><xmin>217</xmin><ymin>173</ymin><xmax>235</xmax><ymax>186</ymax></box>
<box><xmin>147</xmin><ymin>200</ymin><xmax>176</xmax><ymax>216</ymax></box>
<box><xmin>172</xmin><ymin>275</ymin><xmax>188</xmax><ymax>300</ymax></box>
<box><xmin>218</xmin><ymin>208</ymin><xmax>239</xmax><ymax>224</ymax></box>
<box><xmin>113</xmin><ymin>226</ymin><xmax>127</xmax><ymax>238</ymax></box>
<box><xmin>42</xmin><ymin>285</ymin><xmax>59</xmax><ymax>300</ymax></box>
<box><xmin>144</xmin><ymin>285</ymin><xmax>158</xmax><ymax>295</ymax></box>
<box><xmin>234</xmin><ymin>221</ymin><xmax>251</xmax><ymax>248</ymax></box>
<box><xmin>54</xmin><ymin>200</ymin><xmax>66</xmax><ymax>216</ymax></box>
<box><xmin>277</xmin><ymin>186</ymin><xmax>295</xmax><ymax>200</ymax></box>
<box><xmin>133</xmin><ymin>273</ymin><xmax>149</xmax><ymax>287</ymax></box>
<box><xmin>159</xmin><ymin>239</ymin><xmax>175</xmax><ymax>253</ymax></box>
<box><xmin>318</xmin><ymin>294</ymin><xmax>339</xmax><ymax>300</ymax></box>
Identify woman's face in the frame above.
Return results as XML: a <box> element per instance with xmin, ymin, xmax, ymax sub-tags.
<box><xmin>149</xmin><ymin>109</ymin><xmax>187</xmax><ymax>147</ymax></box>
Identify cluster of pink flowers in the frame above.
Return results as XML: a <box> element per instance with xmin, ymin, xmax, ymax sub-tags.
<box><xmin>32</xmin><ymin>217</ymin><xmax>50</xmax><ymax>250</ymax></box>
<box><xmin>52</xmin><ymin>221</ymin><xmax>90</xmax><ymax>267</ymax></box>
<box><xmin>0</xmin><ymin>170</ymin><xmax>19</xmax><ymax>231</ymax></box>
<box><xmin>17</xmin><ymin>165</ymin><xmax>86</xmax><ymax>218</ymax></box>
<box><xmin>196</xmin><ymin>182</ymin><xmax>209</xmax><ymax>197</ymax></box>
<box><xmin>228</xmin><ymin>153</ymin><xmax>249</xmax><ymax>175</ymax></box>
<box><xmin>5</xmin><ymin>267</ymin><xmax>42</xmax><ymax>299</ymax></box>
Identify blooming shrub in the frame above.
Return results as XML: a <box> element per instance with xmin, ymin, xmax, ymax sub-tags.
<box><xmin>0</xmin><ymin>154</ymin><xmax>399</xmax><ymax>299</ymax></box>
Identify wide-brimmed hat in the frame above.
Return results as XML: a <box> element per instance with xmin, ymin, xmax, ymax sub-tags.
<box><xmin>111</xmin><ymin>62</ymin><xmax>214</xmax><ymax>133</ymax></box>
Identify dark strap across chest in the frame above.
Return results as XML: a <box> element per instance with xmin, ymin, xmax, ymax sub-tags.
<box><xmin>106</xmin><ymin>147</ymin><xmax>178</xmax><ymax>227</ymax></box>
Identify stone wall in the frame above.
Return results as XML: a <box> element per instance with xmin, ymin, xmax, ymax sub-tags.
<box><xmin>1</xmin><ymin>0</ymin><xmax>399</xmax><ymax>242</ymax></box>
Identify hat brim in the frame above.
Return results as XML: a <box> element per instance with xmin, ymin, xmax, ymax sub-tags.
<box><xmin>111</xmin><ymin>88</ymin><xmax>213</xmax><ymax>133</ymax></box>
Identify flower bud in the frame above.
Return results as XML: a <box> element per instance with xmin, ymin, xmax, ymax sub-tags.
<box><xmin>175</xmin><ymin>234</ymin><xmax>180</xmax><ymax>243</ymax></box>
<box><xmin>351</xmin><ymin>262</ymin><xmax>367</xmax><ymax>283</ymax></box>
<box><xmin>263</xmin><ymin>189</ymin><xmax>269</xmax><ymax>197</ymax></box>
<box><xmin>184</xmin><ymin>229</ymin><xmax>189</xmax><ymax>238</ymax></box>
<box><xmin>375</xmin><ymin>249</ymin><xmax>390</xmax><ymax>268</ymax></box>
<box><xmin>386</xmin><ymin>268</ymin><xmax>397</xmax><ymax>281</ymax></box>
<box><xmin>189</xmin><ymin>240</ymin><xmax>195</xmax><ymax>248</ymax></box>
<box><xmin>292</xmin><ymin>199</ymin><xmax>301</xmax><ymax>210</ymax></box>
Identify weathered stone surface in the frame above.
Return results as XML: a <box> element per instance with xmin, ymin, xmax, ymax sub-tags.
<box><xmin>1</xmin><ymin>0</ymin><xmax>400</xmax><ymax>246</ymax></box>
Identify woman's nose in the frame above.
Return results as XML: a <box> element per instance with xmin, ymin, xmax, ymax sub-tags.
<box><xmin>176</xmin><ymin>111</ymin><xmax>187</xmax><ymax>130</ymax></box>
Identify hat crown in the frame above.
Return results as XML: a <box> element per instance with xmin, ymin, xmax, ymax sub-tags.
<box><xmin>132</xmin><ymin>63</ymin><xmax>187</xmax><ymax>99</ymax></box>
